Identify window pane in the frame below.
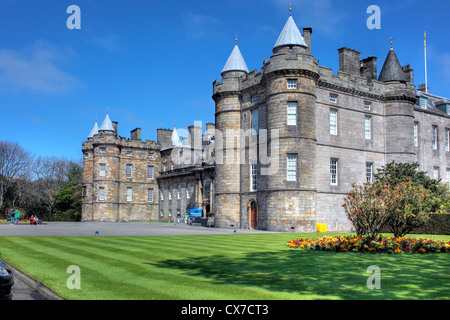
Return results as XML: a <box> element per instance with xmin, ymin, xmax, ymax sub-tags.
<box><xmin>99</xmin><ymin>164</ymin><xmax>106</xmax><ymax>177</ymax></box>
<box><xmin>432</xmin><ymin>126</ymin><xmax>438</xmax><ymax>150</ymax></box>
<box><xmin>365</xmin><ymin>116</ymin><xmax>371</xmax><ymax>140</ymax></box>
<box><xmin>366</xmin><ymin>163</ymin><xmax>373</xmax><ymax>183</ymax></box>
<box><xmin>99</xmin><ymin>187</ymin><xmax>105</xmax><ymax>201</ymax></box>
<box><xmin>330</xmin><ymin>160</ymin><xmax>338</xmax><ymax>185</ymax></box>
<box><xmin>330</xmin><ymin>109</ymin><xmax>337</xmax><ymax>135</ymax></box>
<box><xmin>147</xmin><ymin>166</ymin><xmax>154</xmax><ymax>179</ymax></box>
<box><xmin>126</xmin><ymin>164</ymin><xmax>132</xmax><ymax>178</ymax></box>
<box><xmin>250</xmin><ymin>159</ymin><xmax>258</xmax><ymax>191</ymax></box>
<box><xmin>287</xmin><ymin>155</ymin><xmax>297</xmax><ymax>181</ymax></box>
<box><xmin>287</xmin><ymin>103</ymin><xmax>297</xmax><ymax>126</ymax></box>
<box><xmin>148</xmin><ymin>189</ymin><xmax>154</xmax><ymax>202</ymax></box>
<box><xmin>252</xmin><ymin>110</ymin><xmax>259</xmax><ymax>135</ymax></box>
<box><xmin>127</xmin><ymin>187</ymin><xmax>132</xmax><ymax>202</ymax></box>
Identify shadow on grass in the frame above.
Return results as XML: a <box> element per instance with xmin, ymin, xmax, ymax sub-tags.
<box><xmin>148</xmin><ymin>250</ymin><xmax>450</xmax><ymax>300</ymax></box>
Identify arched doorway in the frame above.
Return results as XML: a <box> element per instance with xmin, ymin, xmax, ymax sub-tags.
<box><xmin>250</xmin><ymin>201</ymin><xmax>258</xmax><ymax>230</ymax></box>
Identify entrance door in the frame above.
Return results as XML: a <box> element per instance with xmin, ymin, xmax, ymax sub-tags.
<box><xmin>250</xmin><ymin>201</ymin><xmax>257</xmax><ymax>230</ymax></box>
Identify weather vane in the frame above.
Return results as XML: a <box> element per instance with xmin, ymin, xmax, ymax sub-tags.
<box><xmin>289</xmin><ymin>3</ymin><xmax>292</xmax><ymax>16</ymax></box>
<box><xmin>389</xmin><ymin>37</ymin><xmax>393</xmax><ymax>48</ymax></box>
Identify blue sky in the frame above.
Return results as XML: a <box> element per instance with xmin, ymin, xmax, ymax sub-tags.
<box><xmin>1</xmin><ymin>0</ymin><xmax>449</xmax><ymax>161</ymax></box>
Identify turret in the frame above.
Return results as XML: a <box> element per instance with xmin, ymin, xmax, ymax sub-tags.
<box><xmin>212</xmin><ymin>37</ymin><xmax>249</xmax><ymax>228</ymax></box>
<box><xmin>379</xmin><ymin>45</ymin><xmax>417</xmax><ymax>163</ymax></box>
<box><xmin>261</xmin><ymin>9</ymin><xmax>319</xmax><ymax>232</ymax></box>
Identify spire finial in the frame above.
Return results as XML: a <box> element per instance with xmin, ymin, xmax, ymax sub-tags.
<box><xmin>107</xmin><ymin>107</ymin><xmax>109</xmax><ymax>114</ymax></box>
<box><xmin>389</xmin><ymin>37</ymin><xmax>393</xmax><ymax>48</ymax></box>
<box><xmin>235</xmin><ymin>34</ymin><xmax>238</xmax><ymax>45</ymax></box>
<box><xmin>289</xmin><ymin>2</ymin><xmax>292</xmax><ymax>16</ymax></box>
<box><xmin>174</xmin><ymin>121</ymin><xmax>176</xmax><ymax>128</ymax></box>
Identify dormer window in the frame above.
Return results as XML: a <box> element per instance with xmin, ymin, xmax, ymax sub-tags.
<box><xmin>251</xmin><ymin>95</ymin><xmax>259</xmax><ymax>104</ymax></box>
<box><xmin>419</xmin><ymin>97</ymin><xmax>428</xmax><ymax>109</ymax></box>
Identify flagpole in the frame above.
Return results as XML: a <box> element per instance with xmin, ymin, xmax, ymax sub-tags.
<box><xmin>424</xmin><ymin>31</ymin><xmax>428</xmax><ymax>93</ymax></box>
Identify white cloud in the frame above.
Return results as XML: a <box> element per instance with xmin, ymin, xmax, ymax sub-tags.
<box><xmin>182</xmin><ymin>12</ymin><xmax>222</xmax><ymax>38</ymax></box>
<box><xmin>272</xmin><ymin>0</ymin><xmax>349</xmax><ymax>35</ymax></box>
<box><xmin>0</xmin><ymin>40</ymin><xmax>83</xmax><ymax>94</ymax></box>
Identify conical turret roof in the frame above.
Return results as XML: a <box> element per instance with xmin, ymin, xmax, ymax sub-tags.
<box><xmin>378</xmin><ymin>48</ymin><xmax>407</xmax><ymax>82</ymax></box>
<box><xmin>99</xmin><ymin>111</ymin><xmax>115</xmax><ymax>132</ymax></box>
<box><xmin>221</xmin><ymin>44</ymin><xmax>249</xmax><ymax>74</ymax></box>
<box><xmin>171</xmin><ymin>123</ymin><xmax>182</xmax><ymax>146</ymax></box>
<box><xmin>88</xmin><ymin>120</ymin><xmax>99</xmax><ymax>138</ymax></box>
<box><xmin>274</xmin><ymin>15</ymin><xmax>308</xmax><ymax>50</ymax></box>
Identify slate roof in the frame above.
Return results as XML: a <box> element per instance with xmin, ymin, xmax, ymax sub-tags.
<box><xmin>378</xmin><ymin>48</ymin><xmax>407</xmax><ymax>82</ymax></box>
<box><xmin>273</xmin><ymin>15</ymin><xmax>308</xmax><ymax>50</ymax></box>
<box><xmin>221</xmin><ymin>44</ymin><xmax>249</xmax><ymax>74</ymax></box>
<box><xmin>99</xmin><ymin>112</ymin><xmax>115</xmax><ymax>132</ymax></box>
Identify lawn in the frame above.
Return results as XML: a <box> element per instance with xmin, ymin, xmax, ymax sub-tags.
<box><xmin>0</xmin><ymin>233</ymin><xmax>449</xmax><ymax>300</ymax></box>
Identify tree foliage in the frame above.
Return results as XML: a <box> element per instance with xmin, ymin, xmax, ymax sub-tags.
<box><xmin>0</xmin><ymin>140</ymin><xmax>82</xmax><ymax>221</ymax></box>
<box><xmin>344</xmin><ymin>162</ymin><xmax>450</xmax><ymax>239</ymax></box>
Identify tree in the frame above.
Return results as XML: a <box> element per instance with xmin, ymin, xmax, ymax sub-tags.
<box><xmin>54</xmin><ymin>162</ymin><xmax>83</xmax><ymax>221</ymax></box>
<box><xmin>343</xmin><ymin>182</ymin><xmax>391</xmax><ymax>241</ymax></box>
<box><xmin>0</xmin><ymin>141</ymin><xmax>33</xmax><ymax>209</ymax></box>
<box><xmin>373</xmin><ymin>161</ymin><xmax>449</xmax><ymax>213</ymax></box>
<box><xmin>381</xmin><ymin>180</ymin><xmax>433</xmax><ymax>237</ymax></box>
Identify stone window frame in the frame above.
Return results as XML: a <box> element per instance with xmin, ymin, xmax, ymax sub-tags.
<box><xmin>177</xmin><ymin>184</ymin><xmax>181</xmax><ymax>199</ymax></box>
<box><xmin>99</xmin><ymin>187</ymin><xmax>105</xmax><ymax>201</ymax></box>
<box><xmin>366</xmin><ymin>162</ymin><xmax>373</xmax><ymax>184</ymax></box>
<box><xmin>364</xmin><ymin>115</ymin><xmax>372</xmax><ymax>140</ymax></box>
<box><xmin>330</xmin><ymin>159</ymin><xmax>338</xmax><ymax>186</ymax></box>
<box><xmin>99</xmin><ymin>147</ymin><xmax>106</xmax><ymax>154</ymax></box>
<box><xmin>147</xmin><ymin>165</ymin><xmax>154</xmax><ymax>179</ymax></box>
<box><xmin>126</xmin><ymin>164</ymin><xmax>133</xmax><ymax>179</ymax></box>
<box><xmin>287</xmin><ymin>79</ymin><xmax>298</xmax><ymax>90</ymax></box>
<box><xmin>250</xmin><ymin>159</ymin><xmax>258</xmax><ymax>191</ymax></box>
<box><xmin>148</xmin><ymin>188</ymin><xmax>154</xmax><ymax>203</ymax></box>
<box><xmin>251</xmin><ymin>95</ymin><xmax>259</xmax><ymax>104</ymax></box>
<box><xmin>287</xmin><ymin>102</ymin><xmax>297</xmax><ymax>126</ymax></box>
<box><xmin>433</xmin><ymin>167</ymin><xmax>440</xmax><ymax>180</ymax></box>
<box><xmin>251</xmin><ymin>109</ymin><xmax>259</xmax><ymax>135</ymax></box>
<box><xmin>364</xmin><ymin>101</ymin><xmax>372</xmax><ymax>111</ymax></box>
<box><xmin>414</xmin><ymin>122</ymin><xmax>419</xmax><ymax>147</ymax></box>
<box><xmin>432</xmin><ymin>125</ymin><xmax>438</xmax><ymax>150</ymax></box>
<box><xmin>329</xmin><ymin>108</ymin><xmax>338</xmax><ymax>136</ymax></box>
<box><xmin>126</xmin><ymin>187</ymin><xmax>133</xmax><ymax>202</ymax></box>
<box><xmin>445</xmin><ymin>128</ymin><xmax>450</xmax><ymax>152</ymax></box>
<box><xmin>329</xmin><ymin>93</ymin><xmax>338</xmax><ymax>104</ymax></box>
<box><xmin>99</xmin><ymin>163</ymin><xmax>106</xmax><ymax>177</ymax></box>
<box><xmin>186</xmin><ymin>183</ymin><xmax>191</xmax><ymax>199</ymax></box>
<box><xmin>287</xmin><ymin>154</ymin><xmax>298</xmax><ymax>182</ymax></box>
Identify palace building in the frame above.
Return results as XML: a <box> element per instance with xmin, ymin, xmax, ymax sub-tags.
<box><xmin>82</xmin><ymin>12</ymin><xmax>450</xmax><ymax>232</ymax></box>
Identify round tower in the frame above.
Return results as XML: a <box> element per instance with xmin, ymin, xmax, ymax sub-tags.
<box><xmin>212</xmin><ymin>39</ymin><xmax>249</xmax><ymax>228</ymax></box>
<box><xmin>259</xmin><ymin>12</ymin><xmax>320</xmax><ymax>232</ymax></box>
<box><xmin>92</xmin><ymin>111</ymin><xmax>121</xmax><ymax>221</ymax></box>
<box><xmin>378</xmin><ymin>46</ymin><xmax>416</xmax><ymax>164</ymax></box>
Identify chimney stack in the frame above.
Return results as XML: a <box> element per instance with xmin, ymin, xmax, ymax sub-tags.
<box><xmin>130</xmin><ymin>128</ymin><xmax>141</xmax><ymax>141</ymax></box>
<box><xmin>360</xmin><ymin>57</ymin><xmax>377</xmax><ymax>81</ymax></box>
<box><xmin>303</xmin><ymin>27</ymin><xmax>312</xmax><ymax>54</ymax></box>
<box><xmin>338</xmin><ymin>47</ymin><xmax>361</xmax><ymax>77</ymax></box>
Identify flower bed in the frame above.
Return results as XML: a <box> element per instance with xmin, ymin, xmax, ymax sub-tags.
<box><xmin>287</xmin><ymin>235</ymin><xmax>450</xmax><ymax>254</ymax></box>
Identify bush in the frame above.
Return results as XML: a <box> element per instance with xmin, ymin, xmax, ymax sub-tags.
<box><xmin>287</xmin><ymin>235</ymin><xmax>450</xmax><ymax>254</ymax></box>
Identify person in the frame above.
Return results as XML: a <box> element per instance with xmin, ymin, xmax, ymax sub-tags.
<box><xmin>10</xmin><ymin>209</ymin><xmax>15</xmax><ymax>225</ymax></box>
<box><xmin>30</xmin><ymin>215</ymin><xmax>35</xmax><ymax>225</ymax></box>
<box><xmin>15</xmin><ymin>210</ymin><xmax>21</xmax><ymax>225</ymax></box>
<box><xmin>184</xmin><ymin>213</ymin><xmax>188</xmax><ymax>224</ymax></box>
<box><xmin>176</xmin><ymin>212</ymin><xmax>181</xmax><ymax>224</ymax></box>
<box><xmin>35</xmin><ymin>215</ymin><xmax>41</xmax><ymax>224</ymax></box>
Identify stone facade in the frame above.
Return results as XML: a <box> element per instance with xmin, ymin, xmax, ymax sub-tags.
<box><xmin>82</xmin><ymin>14</ymin><xmax>450</xmax><ymax>232</ymax></box>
